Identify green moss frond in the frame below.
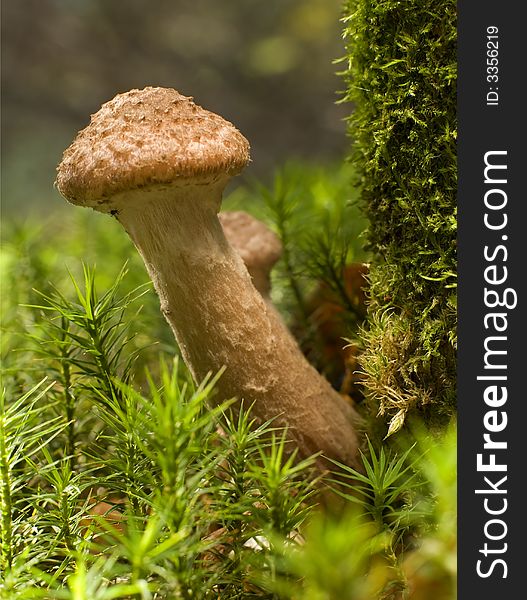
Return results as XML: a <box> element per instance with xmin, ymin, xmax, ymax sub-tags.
<box><xmin>342</xmin><ymin>0</ymin><xmax>457</xmax><ymax>429</ymax></box>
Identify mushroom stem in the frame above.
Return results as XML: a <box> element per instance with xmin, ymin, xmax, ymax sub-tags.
<box><xmin>112</xmin><ymin>181</ymin><xmax>360</xmax><ymax>470</ymax></box>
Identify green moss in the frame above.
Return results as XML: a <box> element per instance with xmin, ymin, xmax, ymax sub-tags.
<box><xmin>342</xmin><ymin>0</ymin><xmax>457</xmax><ymax>432</ymax></box>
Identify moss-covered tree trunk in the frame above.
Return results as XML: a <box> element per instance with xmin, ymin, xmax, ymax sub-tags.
<box><xmin>342</xmin><ymin>0</ymin><xmax>457</xmax><ymax>434</ymax></box>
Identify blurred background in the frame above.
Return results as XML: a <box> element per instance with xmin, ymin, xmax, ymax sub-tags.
<box><xmin>1</xmin><ymin>0</ymin><xmax>350</xmax><ymax>216</ymax></box>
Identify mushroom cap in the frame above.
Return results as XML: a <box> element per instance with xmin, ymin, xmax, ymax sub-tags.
<box><xmin>56</xmin><ymin>87</ymin><xmax>250</xmax><ymax>207</ymax></box>
<box><xmin>219</xmin><ymin>211</ymin><xmax>282</xmax><ymax>273</ymax></box>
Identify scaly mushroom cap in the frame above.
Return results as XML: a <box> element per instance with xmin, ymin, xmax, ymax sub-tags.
<box><xmin>219</xmin><ymin>211</ymin><xmax>282</xmax><ymax>297</ymax></box>
<box><xmin>219</xmin><ymin>211</ymin><xmax>282</xmax><ymax>273</ymax></box>
<box><xmin>55</xmin><ymin>87</ymin><xmax>250</xmax><ymax>207</ymax></box>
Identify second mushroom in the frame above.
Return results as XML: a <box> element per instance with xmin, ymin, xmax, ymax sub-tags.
<box><xmin>55</xmin><ymin>87</ymin><xmax>361</xmax><ymax>472</ymax></box>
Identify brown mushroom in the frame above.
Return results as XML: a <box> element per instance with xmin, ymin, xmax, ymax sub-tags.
<box><xmin>219</xmin><ymin>210</ymin><xmax>282</xmax><ymax>300</ymax></box>
<box><xmin>56</xmin><ymin>87</ymin><xmax>361</xmax><ymax>472</ymax></box>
